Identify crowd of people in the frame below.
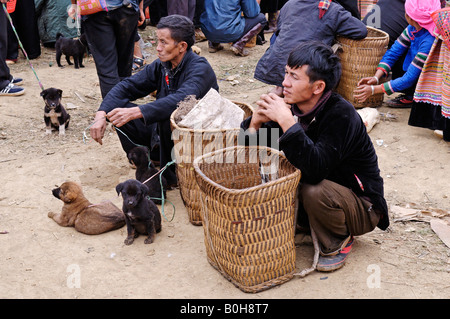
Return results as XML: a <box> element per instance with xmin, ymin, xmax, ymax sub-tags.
<box><xmin>1</xmin><ymin>0</ymin><xmax>449</xmax><ymax>272</ymax></box>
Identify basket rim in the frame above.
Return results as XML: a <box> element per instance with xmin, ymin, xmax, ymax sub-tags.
<box><xmin>170</xmin><ymin>100</ymin><xmax>254</xmax><ymax>133</ymax></box>
<box><xmin>337</xmin><ymin>26</ymin><xmax>389</xmax><ymax>41</ymax></box>
<box><xmin>193</xmin><ymin>145</ymin><xmax>301</xmax><ymax>195</ymax></box>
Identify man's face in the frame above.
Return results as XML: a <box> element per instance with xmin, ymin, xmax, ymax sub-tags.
<box><xmin>156</xmin><ymin>28</ymin><xmax>182</xmax><ymax>64</ymax></box>
<box><xmin>282</xmin><ymin>65</ymin><xmax>316</xmax><ymax>105</ymax></box>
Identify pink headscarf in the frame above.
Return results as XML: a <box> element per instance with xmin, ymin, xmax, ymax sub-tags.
<box><xmin>405</xmin><ymin>0</ymin><xmax>442</xmax><ymax>34</ymax></box>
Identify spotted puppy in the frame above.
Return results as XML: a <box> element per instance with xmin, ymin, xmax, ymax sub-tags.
<box><xmin>41</xmin><ymin>88</ymin><xmax>70</xmax><ymax>135</ymax></box>
<box><xmin>116</xmin><ymin>179</ymin><xmax>162</xmax><ymax>245</ymax></box>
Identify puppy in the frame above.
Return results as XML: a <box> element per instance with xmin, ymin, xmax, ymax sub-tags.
<box><xmin>55</xmin><ymin>33</ymin><xmax>88</xmax><ymax>69</ymax></box>
<box><xmin>41</xmin><ymin>88</ymin><xmax>70</xmax><ymax>135</ymax></box>
<box><xmin>116</xmin><ymin>179</ymin><xmax>162</xmax><ymax>245</ymax></box>
<box><xmin>127</xmin><ymin>146</ymin><xmax>167</xmax><ymax>204</ymax></box>
<box><xmin>49</xmin><ymin>181</ymin><xmax>125</xmax><ymax>235</ymax></box>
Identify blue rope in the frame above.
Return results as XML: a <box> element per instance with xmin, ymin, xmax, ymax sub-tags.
<box><xmin>83</xmin><ymin>120</ymin><xmax>177</xmax><ymax>221</ymax></box>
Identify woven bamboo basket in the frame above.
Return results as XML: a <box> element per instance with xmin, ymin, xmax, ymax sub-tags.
<box><xmin>335</xmin><ymin>26</ymin><xmax>389</xmax><ymax>108</ymax></box>
<box><xmin>170</xmin><ymin>102</ymin><xmax>253</xmax><ymax>226</ymax></box>
<box><xmin>193</xmin><ymin>146</ymin><xmax>301</xmax><ymax>293</ymax></box>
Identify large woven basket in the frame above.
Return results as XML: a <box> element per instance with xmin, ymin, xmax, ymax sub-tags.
<box><xmin>193</xmin><ymin>146</ymin><xmax>301</xmax><ymax>293</ymax></box>
<box><xmin>170</xmin><ymin>101</ymin><xmax>253</xmax><ymax>225</ymax></box>
<box><xmin>335</xmin><ymin>26</ymin><xmax>389</xmax><ymax>108</ymax></box>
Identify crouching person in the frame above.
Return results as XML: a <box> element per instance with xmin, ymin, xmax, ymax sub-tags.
<box><xmin>240</xmin><ymin>41</ymin><xmax>389</xmax><ymax>272</ymax></box>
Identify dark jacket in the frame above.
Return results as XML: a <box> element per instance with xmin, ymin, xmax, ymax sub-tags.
<box><xmin>99</xmin><ymin>49</ymin><xmax>219</xmax><ymax>124</ymax></box>
<box><xmin>200</xmin><ymin>0</ymin><xmax>260</xmax><ymax>43</ymax></box>
<box><xmin>254</xmin><ymin>0</ymin><xmax>367</xmax><ymax>86</ymax></box>
<box><xmin>241</xmin><ymin>93</ymin><xmax>389</xmax><ymax>230</ymax></box>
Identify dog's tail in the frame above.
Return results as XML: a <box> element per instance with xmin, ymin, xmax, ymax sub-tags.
<box><xmin>56</xmin><ymin>33</ymin><xmax>64</xmax><ymax>40</ymax></box>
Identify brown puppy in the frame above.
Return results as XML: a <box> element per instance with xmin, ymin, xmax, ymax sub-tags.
<box><xmin>49</xmin><ymin>181</ymin><xmax>125</xmax><ymax>235</ymax></box>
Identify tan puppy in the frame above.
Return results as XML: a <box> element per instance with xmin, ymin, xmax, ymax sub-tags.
<box><xmin>49</xmin><ymin>181</ymin><xmax>125</xmax><ymax>235</ymax></box>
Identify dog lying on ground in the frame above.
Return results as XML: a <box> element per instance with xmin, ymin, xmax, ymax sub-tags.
<box><xmin>55</xmin><ymin>33</ymin><xmax>88</xmax><ymax>69</ymax></box>
<box><xmin>127</xmin><ymin>146</ymin><xmax>167</xmax><ymax>204</ymax></box>
<box><xmin>41</xmin><ymin>87</ymin><xmax>70</xmax><ymax>135</ymax></box>
<box><xmin>116</xmin><ymin>179</ymin><xmax>162</xmax><ymax>245</ymax></box>
<box><xmin>49</xmin><ymin>181</ymin><xmax>125</xmax><ymax>235</ymax></box>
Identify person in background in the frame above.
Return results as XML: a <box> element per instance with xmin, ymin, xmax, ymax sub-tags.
<box><xmin>6</xmin><ymin>0</ymin><xmax>40</xmax><ymax>64</ymax></box>
<box><xmin>254</xmin><ymin>0</ymin><xmax>367</xmax><ymax>96</ymax></box>
<box><xmin>200</xmin><ymin>0</ymin><xmax>267</xmax><ymax>56</ymax></box>
<box><xmin>0</xmin><ymin>0</ymin><xmax>24</xmax><ymax>96</ymax></box>
<box><xmin>241</xmin><ymin>41</ymin><xmax>388</xmax><ymax>272</ymax></box>
<box><xmin>363</xmin><ymin>0</ymin><xmax>409</xmax><ymax>84</ymax></box>
<box><xmin>409</xmin><ymin>0</ymin><xmax>450</xmax><ymax>141</ymax></box>
<box><xmin>69</xmin><ymin>0</ymin><xmax>141</xmax><ymax>98</ymax></box>
<box><xmin>354</xmin><ymin>0</ymin><xmax>439</xmax><ymax>108</ymax></box>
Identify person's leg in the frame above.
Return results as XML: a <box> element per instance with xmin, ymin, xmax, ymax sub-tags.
<box><xmin>231</xmin><ymin>13</ymin><xmax>267</xmax><ymax>56</ymax></box>
<box><xmin>158</xmin><ymin>119</ymin><xmax>178</xmax><ymax>187</ymax></box>
<box><xmin>299</xmin><ymin>179</ymin><xmax>380</xmax><ymax>270</ymax></box>
<box><xmin>111</xmin><ymin>6</ymin><xmax>139</xmax><ymax>80</ymax></box>
<box><xmin>0</xmin><ymin>7</ymin><xmax>11</xmax><ymax>89</ymax></box>
<box><xmin>82</xmin><ymin>13</ymin><xmax>119</xmax><ymax>98</ymax></box>
<box><xmin>0</xmin><ymin>8</ymin><xmax>23</xmax><ymax>96</ymax></box>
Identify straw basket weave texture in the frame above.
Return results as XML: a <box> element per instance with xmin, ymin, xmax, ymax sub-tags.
<box><xmin>193</xmin><ymin>146</ymin><xmax>301</xmax><ymax>293</ymax></box>
<box><xmin>170</xmin><ymin>102</ymin><xmax>253</xmax><ymax>226</ymax></box>
<box><xmin>335</xmin><ymin>26</ymin><xmax>389</xmax><ymax>108</ymax></box>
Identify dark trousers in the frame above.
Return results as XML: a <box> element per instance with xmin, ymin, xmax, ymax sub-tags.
<box><xmin>167</xmin><ymin>0</ymin><xmax>196</xmax><ymax>21</ymax></box>
<box><xmin>114</xmin><ymin>103</ymin><xmax>177</xmax><ymax>186</ymax></box>
<box><xmin>82</xmin><ymin>6</ymin><xmax>139</xmax><ymax>98</ymax></box>
<box><xmin>6</xmin><ymin>0</ymin><xmax>41</xmax><ymax>60</ymax></box>
<box><xmin>0</xmin><ymin>6</ymin><xmax>11</xmax><ymax>89</ymax></box>
<box><xmin>298</xmin><ymin>180</ymin><xmax>380</xmax><ymax>255</ymax></box>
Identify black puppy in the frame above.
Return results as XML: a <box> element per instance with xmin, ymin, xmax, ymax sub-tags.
<box><xmin>116</xmin><ymin>179</ymin><xmax>162</xmax><ymax>245</ymax></box>
<box><xmin>55</xmin><ymin>33</ymin><xmax>88</xmax><ymax>69</ymax></box>
<box><xmin>41</xmin><ymin>88</ymin><xmax>70</xmax><ymax>135</ymax></box>
<box><xmin>127</xmin><ymin>146</ymin><xmax>167</xmax><ymax>204</ymax></box>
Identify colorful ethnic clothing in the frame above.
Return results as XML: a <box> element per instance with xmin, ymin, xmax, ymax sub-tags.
<box><xmin>377</xmin><ymin>25</ymin><xmax>435</xmax><ymax>95</ymax></box>
<box><xmin>414</xmin><ymin>37</ymin><xmax>450</xmax><ymax>119</ymax></box>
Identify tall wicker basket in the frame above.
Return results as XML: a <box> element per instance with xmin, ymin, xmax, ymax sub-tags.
<box><xmin>335</xmin><ymin>26</ymin><xmax>389</xmax><ymax>108</ymax></box>
<box><xmin>170</xmin><ymin>102</ymin><xmax>253</xmax><ymax>226</ymax></box>
<box><xmin>193</xmin><ymin>146</ymin><xmax>301</xmax><ymax>293</ymax></box>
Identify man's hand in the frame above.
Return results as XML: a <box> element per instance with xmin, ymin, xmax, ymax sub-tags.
<box><xmin>107</xmin><ymin>106</ymin><xmax>143</xmax><ymax>128</ymax></box>
<box><xmin>90</xmin><ymin>111</ymin><xmax>107</xmax><ymax>145</ymax></box>
<box><xmin>256</xmin><ymin>93</ymin><xmax>296</xmax><ymax>132</ymax></box>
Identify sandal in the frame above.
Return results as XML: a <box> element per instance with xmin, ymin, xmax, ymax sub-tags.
<box><xmin>132</xmin><ymin>56</ymin><xmax>145</xmax><ymax>72</ymax></box>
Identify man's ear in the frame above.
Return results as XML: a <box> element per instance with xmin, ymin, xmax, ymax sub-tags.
<box><xmin>312</xmin><ymin>80</ymin><xmax>326</xmax><ymax>95</ymax></box>
<box><xmin>178</xmin><ymin>41</ymin><xmax>188</xmax><ymax>53</ymax></box>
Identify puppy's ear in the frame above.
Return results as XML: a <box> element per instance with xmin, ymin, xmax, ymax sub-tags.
<box><xmin>62</xmin><ymin>189</ymin><xmax>77</xmax><ymax>203</ymax></box>
<box><xmin>140</xmin><ymin>182</ymin><xmax>149</xmax><ymax>196</ymax></box>
<box><xmin>40</xmin><ymin>89</ymin><xmax>47</xmax><ymax>98</ymax></box>
<box><xmin>115</xmin><ymin>183</ymin><xmax>124</xmax><ymax>196</ymax></box>
<box><xmin>57</xmin><ymin>89</ymin><xmax>63</xmax><ymax>98</ymax></box>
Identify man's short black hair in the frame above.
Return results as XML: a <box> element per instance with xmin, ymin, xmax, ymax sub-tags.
<box><xmin>157</xmin><ymin>14</ymin><xmax>195</xmax><ymax>49</ymax></box>
<box><xmin>287</xmin><ymin>41</ymin><xmax>341</xmax><ymax>92</ymax></box>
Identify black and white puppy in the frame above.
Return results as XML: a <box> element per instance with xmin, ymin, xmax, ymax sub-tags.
<box><xmin>41</xmin><ymin>88</ymin><xmax>70</xmax><ymax>135</ymax></box>
<box><xmin>116</xmin><ymin>179</ymin><xmax>162</xmax><ymax>245</ymax></box>
<box><xmin>127</xmin><ymin>146</ymin><xmax>167</xmax><ymax>204</ymax></box>
<box><xmin>55</xmin><ymin>33</ymin><xmax>88</xmax><ymax>69</ymax></box>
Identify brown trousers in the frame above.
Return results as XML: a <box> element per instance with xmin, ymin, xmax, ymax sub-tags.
<box><xmin>298</xmin><ymin>179</ymin><xmax>380</xmax><ymax>255</ymax></box>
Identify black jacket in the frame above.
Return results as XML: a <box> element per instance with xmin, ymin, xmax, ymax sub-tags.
<box><xmin>241</xmin><ymin>93</ymin><xmax>389</xmax><ymax>230</ymax></box>
<box><xmin>99</xmin><ymin>49</ymin><xmax>219</xmax><ymax>125</ymax></box>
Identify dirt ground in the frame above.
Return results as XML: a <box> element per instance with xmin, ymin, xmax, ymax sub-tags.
<box><xmin>1</xmin><ymin>26</ymin><xmax>450</xmax><ymax>300</ymax></box>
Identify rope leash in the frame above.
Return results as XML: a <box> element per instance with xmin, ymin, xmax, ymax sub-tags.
<box><xmin>83</xmin><ymin>119</ymin><xmax>177</xmax><ymax>221</ymax></box>
<box><xmin>2</xmin><ymin>3</ymin><xmax>44</xmax><ymax>91</ymax></box>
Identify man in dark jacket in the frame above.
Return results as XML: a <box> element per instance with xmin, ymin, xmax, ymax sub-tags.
<box><xmin>241</xmin><ymin>41</ymin><xmax>388</xmax><ymax>272</ymax></box>
<box><xmin>90</xmin><ymin>15</ymin><xmax>218</xmax><ymax>186</ymax></box>
<box><xmin>254</xmin><ymin>0</ymin><xmax>367</xmax><ymax>95</ymax></box>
